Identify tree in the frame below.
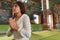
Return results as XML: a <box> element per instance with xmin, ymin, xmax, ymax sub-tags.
<box><xmin>50</xmin><ymin>0</ymin><xmax>60</xmax><ymax>11</ymax></box>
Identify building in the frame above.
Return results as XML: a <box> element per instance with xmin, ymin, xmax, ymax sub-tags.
<box><xmin>1</xmin><ymin>0</ymin><xmax>60</xmax><ymax>30</ymax></box>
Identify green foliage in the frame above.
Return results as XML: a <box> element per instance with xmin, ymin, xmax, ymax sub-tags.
<box><xmin>52</xmin><ymin>0</ymin><xmax>60</xmax><ymax>4</ymax></box>
<box><xmin>32</xmin><ymin>2</ymin><xmax>41</xmax><ymax>8</ymax></box>
<box><xmin>49</xmin><ymin>0</ymin><xmax>60</xmax><ymax>14</ymax></box>
<box><xmin>50</xmin><ymin>0</ymin><xmax>60</xmax><ymax>6</ymax></box>
<box><xmin>26</xmin><ymin>1</ymin><xmax>42</xmax><ymax>14</ymax></box>
<box><xmin>0</xmin><ymin>2</ymin><xmax>11</xmax><ymax>10</ymax></box>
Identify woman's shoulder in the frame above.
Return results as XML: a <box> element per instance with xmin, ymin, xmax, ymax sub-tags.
<box><xmin>22</xmin><ymin>14</ymin><xmax>30</xmax><ymax>20</ymax></box>
<box><xmin>23</xmin><ymin>14</ymin><xmax>29</xmax><ymax>18</ymax></box>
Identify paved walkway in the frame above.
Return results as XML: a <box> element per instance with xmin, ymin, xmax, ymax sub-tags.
<box><xmin>0</xmin><ymin>30</ymin><xmax>6</xmax><ymax>35</ymax></box>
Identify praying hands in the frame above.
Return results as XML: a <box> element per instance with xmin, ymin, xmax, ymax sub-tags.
<box><xmin>9</xmin><ymin>18</ymin><xmax>18</xmax><ymax>31</ymax></box>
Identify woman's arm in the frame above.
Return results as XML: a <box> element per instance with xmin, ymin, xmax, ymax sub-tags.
<box><xmin>18</xmin><ymin>15</ymin><xmax>31</xmax><ymax>38</ymax></box>
<box><xmin>6</xmin><ymin>27</ymin><xmax>13</xmax><ymax>37</ymax></box>
<box><xmin>23</xmin><ymin>15</ymin><xmax>31</xmax><ymax>38</ymax></box>
<box><xmin>9</xmin><ymin>18</ymin><xmax>19</xmax><ymax>31</ymax></box>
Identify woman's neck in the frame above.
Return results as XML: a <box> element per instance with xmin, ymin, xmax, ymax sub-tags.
<box><xmin>16</xmin><ymin>12</ymin><xmax>22</xmax><ymax>17</ymax></box>
<box><xmin>15</xmin><ymin>12</ymin><xmax>22</xmax><ymax>21</ymax></box>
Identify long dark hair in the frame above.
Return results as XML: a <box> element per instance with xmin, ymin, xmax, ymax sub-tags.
<box><xmin>10</xmin><ymin>1</ymin><xmax>25</xmax><ymax>18</ymax></box>
<box><xmin>16</xmin><ymin>1</ymin><xmax>25</xmax><ymax>14</ymax></box>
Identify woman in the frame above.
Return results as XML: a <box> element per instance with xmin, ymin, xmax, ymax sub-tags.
<box><xmin>6</xmin><ymin>1</ymin><xmax>31</xmax><ymax>40</ymax></box>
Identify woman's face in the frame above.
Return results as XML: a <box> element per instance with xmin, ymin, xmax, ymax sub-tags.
<box><xmin>12</xmin><ymin>4</ymin><xmax>21</xmax><ymax>15</ymax></box>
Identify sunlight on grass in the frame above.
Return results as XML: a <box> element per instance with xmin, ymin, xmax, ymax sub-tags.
<box><xmin>32</xmin><ymin>30</ymin><xmax>60</xmax><ymax>40</ymax></box>
<box><xmin>0</xmin><ymin>35</ymin><xmax>13</xmax><ymax>40</ymax></box>
<box><xmin>0</xmin><ymin>30</ymin><xmax>60</xmax><ymax>40</ymax></box>
<box><xmin>33</xmin><ymin>30</ymin><xmax>60</xmax><ymax>38</ymax></box>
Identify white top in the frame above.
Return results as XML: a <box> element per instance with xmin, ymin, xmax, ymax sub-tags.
<box><xmin>6</xmin><ymin>14</ymin><xmax>31</xmax><ymax>40</ymax></box>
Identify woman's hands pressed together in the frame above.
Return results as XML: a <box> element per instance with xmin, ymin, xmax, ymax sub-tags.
<box><xmin>9</xmin><ymin>18</ymin><xmax>18</xmax><ymax>31</ymax></box>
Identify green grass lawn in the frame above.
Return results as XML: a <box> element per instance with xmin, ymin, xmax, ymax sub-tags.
<box><xmin>0</xmin><ymin>24</ymin><xmax>42</xmax><ymax>31</ymax></box>
<box><xmin>31</xmin><ymin>24</ymin><xmax>42</xmax><ymax>28</ymax></box>
<box><xmin>0</xmin><ymin>24</ymin><xmax>60</xmax><ymax>40</ymax></box>
<box><xmin>0</xmin><ymin>25</ymin><xmax>9</xmax><ymax>31</ymax></box>
<box><xmin>0</xmin><ymin>30</ymin><xmax>60</xmax><ymax>40</ymax></box>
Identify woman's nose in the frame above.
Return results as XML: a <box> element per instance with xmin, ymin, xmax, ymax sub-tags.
<box><xmin>13</xmin><ymin>8</ymin><xmax>15</xmax><ymax>12</ymax></box>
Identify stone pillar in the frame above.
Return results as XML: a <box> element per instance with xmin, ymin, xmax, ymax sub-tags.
<box><xmin>41</xmin><ymin>0</ymin><xmax>48</xmax><ymax>30</ymax></box>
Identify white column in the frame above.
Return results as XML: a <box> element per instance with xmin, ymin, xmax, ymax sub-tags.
<box><xmin>17</xmin><ymin>0</ymin><xmax>20</xmax><ymax>1</ymax></box>
<box><xmin>17</xmin><ymin>0</ymin><xmax>28</xmax><ymax>3</ymax></box>
<box><xmin>41</xmin><ymin>0</ymin><xmax>43</xmax><ymax>11</ymax></box>
<box><xmin>41</xmin><ymin>0</ymin><xmax>49</xmax><ymax>10</ymax></box>
<box><xmin>46</xmin><ymin>0</ymin><xmax>49</xmax><ymax>9</ymax></box>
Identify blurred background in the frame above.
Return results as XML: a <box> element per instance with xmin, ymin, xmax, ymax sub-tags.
<box><xmin>0</xmin><ymin>0</ymin><xmax>60</xmax><ymax>30</ymax></box>
<box><xmin>0</xmin><ymin>0</ymin><xmax>60</xmax><ymax>40</ymax></box>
